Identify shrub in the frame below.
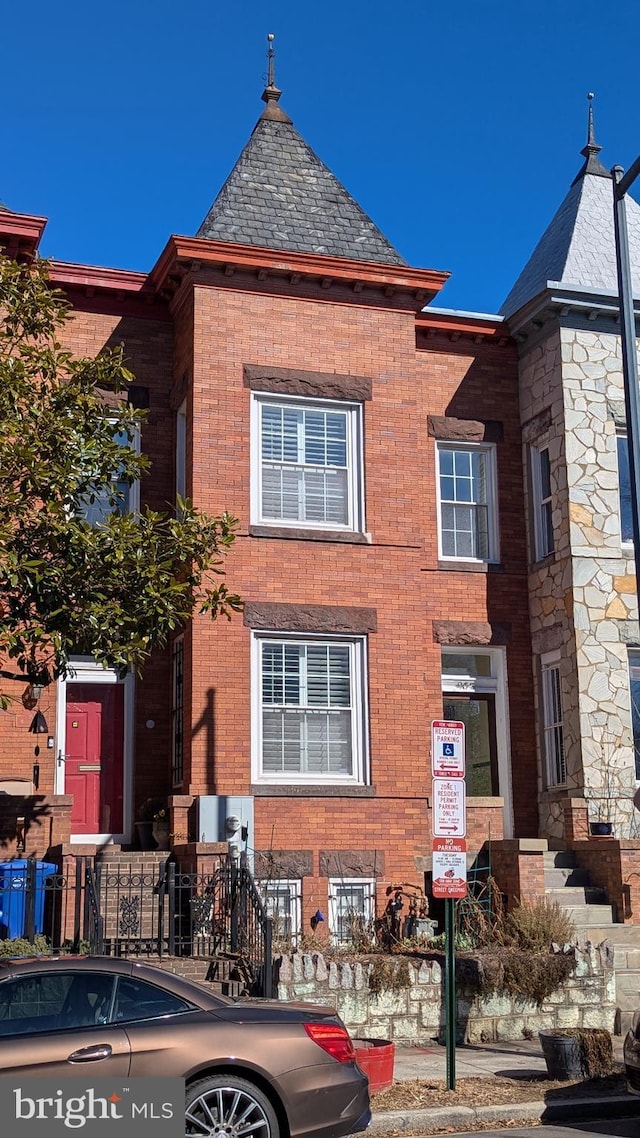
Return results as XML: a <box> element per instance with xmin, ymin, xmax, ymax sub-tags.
<box><xmin>0</xmin><ymin>935</ymin><xmax>50</xmax><ymax>957</ymax></box>
<box><xmin>502</xmin><ymin>898</ymin><xmax>575</xmax><ymax>952</ymax></box>
<box><xmin>369</xmin><ymin>956</ymin><xmax>411</xmax><ymax>998</ymax></box>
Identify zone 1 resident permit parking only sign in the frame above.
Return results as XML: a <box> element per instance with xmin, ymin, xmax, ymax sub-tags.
<box><xmin>431</xmin><ymin>721</ymin><xmax>465</xmax><ymax>779</ymax></box>
<box><xmin>432</xmin><ymin>777</ymin><xmax>466</xmax><ymax>838</ymax></box>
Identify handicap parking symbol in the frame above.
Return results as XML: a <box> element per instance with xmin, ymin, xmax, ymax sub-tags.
<box><xmin>442</xmin><ymin>743</ymin><xmax>455</xmax><ymax>756</ymax></box>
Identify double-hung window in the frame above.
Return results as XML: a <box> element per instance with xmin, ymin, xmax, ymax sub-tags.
<box><xmin>437</xmin><ymin>443</ymin><xmax>498</xmax><ymax>561</ymax></box>
<box><xmin>617</xmin><ymin>434</ymin><xmax>633</xmax><ymax>544</ymax></box>
<box><xmin>253</xmin><ymin>395</ymin><xmax>363</xmax><ymax>531</ymax></box>
<box><xmin>253</xmin><ymin>634</ymin><xmax>367</xmax><ymax>784</ymax></box>
<box><xmin>530</xmin><ymin>444</ymin><xmax>554</xmax><ymax>560</ymax></box>
<box><xmin>80</xmin><ymin>425</ymin><xmax>140</xmax><ymax>526</ymax></box>
<box><xmin>540</xmin><ymin>650</ymin><xmax>566</xmax><ymax>787</ymax></box>
<box><xmin>328</xmin><ymin>879</ymin><xmax>375</xmax><ymax>946</ymax></box>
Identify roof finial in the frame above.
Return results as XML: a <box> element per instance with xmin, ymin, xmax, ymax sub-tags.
<box><xmin>261</xmin><ymin>33</ymin><xmax>282</xmax><ymax>105</ymax></box>
<box><xmin>581</xmin><ymin>91</ymin><xmax>602</xmax><ymax>159</ymax></box>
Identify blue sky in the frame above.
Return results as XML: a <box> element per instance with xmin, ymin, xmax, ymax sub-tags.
<box><xmin>3</xmin><ymin>1</ymin><xmax>640</xmax><ymax>313</ymax></box>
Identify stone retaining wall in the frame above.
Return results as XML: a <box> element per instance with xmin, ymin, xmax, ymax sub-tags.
<box><xmin>276</xmin><ymin>943</ymin><xmax>616</xmax><ymax>1044</ymax></box>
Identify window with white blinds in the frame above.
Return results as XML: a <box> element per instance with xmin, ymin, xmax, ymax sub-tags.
<box><xmin>253</xmin><ymin>635</ymin><xmax>367</xmax><ymax>783</ymax></box>
<box><xmin>253</xmin><ymin>395</ymin><xmax>363</xmax><ymax>530</ymax></box>
<box><xmin>436</xmin><ymin>443</ymin><xmax>498</xmax><ymax>561</ymax></box>
<box><xmin>541</xmin><ymin>651</ymin><xmax>566</xmax><ymax>787</ymax></box>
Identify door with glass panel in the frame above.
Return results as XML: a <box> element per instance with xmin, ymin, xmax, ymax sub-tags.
<box><xmin>442</xmin><ymin>694</ymin><xmax>499</xmax><ymax>797</ymax></box>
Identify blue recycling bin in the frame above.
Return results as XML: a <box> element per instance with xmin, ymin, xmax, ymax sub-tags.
<box><xmin>0</xmin><ymin>859</ymin><xmax>57</xmax><ymax>940</ymax></box>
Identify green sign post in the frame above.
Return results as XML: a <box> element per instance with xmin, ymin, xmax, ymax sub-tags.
<box><xmin>431</xmin><ymin>720</ymin><xmax>468</xmax><ymax>1093</ymax></box>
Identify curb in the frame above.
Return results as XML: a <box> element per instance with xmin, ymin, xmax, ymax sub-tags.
<box><xmin>368</xmin><ymin>1093</ymin><xmax>639</xmax><ymax>1134</ymax></box>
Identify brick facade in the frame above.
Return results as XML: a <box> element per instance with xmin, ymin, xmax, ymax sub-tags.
<box><xmin>0</xmin><ymin>209</ymin><xmax>540</xmax><ymax>932</ymax></box>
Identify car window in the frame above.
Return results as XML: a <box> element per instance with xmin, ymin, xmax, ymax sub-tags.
<box><xmin>0</xmin><ymin>971</ymin><xmax>116</xmax><ymax>1036</ymax></box>
<box><xmin>112</xmin><ymin>976</ymin><xmax>194</xmax><ymax>1024</ymax></box>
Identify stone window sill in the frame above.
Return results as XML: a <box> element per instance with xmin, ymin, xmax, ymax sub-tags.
<box><xmin>249</xmin><ymin>525</ymin><xmax>371</xmax><ymax>544</ymax></box>
<box><xmin>251</xmin><ymin>784</ymin><xmax>376</xmax><ymax>797</ymax></box>
<box><xmin>437</xmin><ymin>560</ymin><xmax>504</xmax><ymax>573</ymax></box>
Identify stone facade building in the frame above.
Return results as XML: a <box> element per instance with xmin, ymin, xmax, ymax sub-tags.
<box><xmin>502</xmin><ymin>105</ymin><xmax>640</xmax><ymax>846</ymax></box>
<box><xmin>2</xmin><ymin>81</ymin><xmax>640</xmax><ymax>936</ymax></box>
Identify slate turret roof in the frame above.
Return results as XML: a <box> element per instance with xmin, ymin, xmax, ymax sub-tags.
<box><xmin>501</xmin><ymin>97</ymin><xmax>640</xmax><ymax>318</ymax></box>
<box><xmin>196</xmin><ymin>77</ymin><xmax>407</xmax><ymax>266</ymax></box>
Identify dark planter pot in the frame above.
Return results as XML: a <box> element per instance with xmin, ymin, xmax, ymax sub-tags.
<box><xmin>589</xmin><ymin>821</ymin><xmax>613</xmax><ymax>837</ymax></box>
<box><xmin>539</xmin><ymin>1032</ymin><xmax>585</xmax><ymax>1080</ymax></box>
<box><xmin>352</xmin><ymin>1039</ymin><xmax>395</xmax><ymax>1094</ymax></box>
<box><xmin>135</xmin><ymin>821</ymin><xmax>154</xmax><ymax>851</ymax></box>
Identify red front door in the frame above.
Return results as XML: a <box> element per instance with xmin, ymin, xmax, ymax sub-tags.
<box><xmin>66</xmin><ymin>684</ymin><xmax>124</xmax><ymax>834</ymax></box>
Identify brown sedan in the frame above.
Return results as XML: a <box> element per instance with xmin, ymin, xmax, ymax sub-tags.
<box><xmin>0</xmin><ymin>955</ymin><xmax>370</xmax><ymax>1138</ymax></box>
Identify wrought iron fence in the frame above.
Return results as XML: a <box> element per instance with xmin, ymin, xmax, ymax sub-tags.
<box><xmin>0</xmin><ymin>852</ymin><xmax>274</xmax><ymax>997</ymax></box>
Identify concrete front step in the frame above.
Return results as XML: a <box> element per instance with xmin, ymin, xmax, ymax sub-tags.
<box><xmin>544</xmin><ymin>867</ymin><xmax>591</xmax><ymax>888</ymax></box>
<box><xmin>543</xmin><ymin>850</ymin><xmax>579</xmax><ymax>870</ymax></box>
<box><xmin>614</xmin><ymin>966</ymin><xmax>640</xmax><ymax>1009</ymax></box>
<box><xmin>561</xmin><ymin>904</ymin><xmax>616</xmax><ymax>927</ymax></box>
<box><xmin>546</xmin><ymin>886</ymin><xmax>608</xmax><ymax>906</ymax></box>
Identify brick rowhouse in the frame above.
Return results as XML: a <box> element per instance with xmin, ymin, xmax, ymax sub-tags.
<box><xmin>6</xmin><ymin>76</ymin><xmax>626</xmax><ymax>935</ymax></box>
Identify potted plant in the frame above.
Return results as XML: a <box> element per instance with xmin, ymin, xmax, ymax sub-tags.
<box><xmin>152</xmin><ymin>804</ymin><xmax>171</xmax><ymax>851</ymax></box>
<box><xmin>539</xmin><ymin>1027</ymin><xmax>613</xmax><ymax>1080</ymax></box>
<box><xmin>136</xmin><ymin>798</ymin><xmax>169</xmax><ymax>850</ymax></box>
<box><xmin>588</xmin><ymin>733</ymin><xmax>624</xmax><ymax>837</ymax></box>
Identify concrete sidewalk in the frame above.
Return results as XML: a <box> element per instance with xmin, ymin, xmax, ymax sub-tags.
<box><xmin>367</xmin><ymin>1037</ymin><xmax>637</xmax><ymax>1134</ymax></box>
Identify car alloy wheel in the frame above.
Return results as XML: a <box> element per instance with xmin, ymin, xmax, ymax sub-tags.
<box><xmin>185</xmin><ymin>1075</ymin><xmax>279</xmax><ymax>1138</ymax></box>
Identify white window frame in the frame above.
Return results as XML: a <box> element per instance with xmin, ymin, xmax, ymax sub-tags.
<box><xmin>251</xmin><ymin>632</ymin><xmax>368</xmax><ymax>786</ymax></box>
<box><xmin>258</xmin><ymin>879</ymin><xmax>302</xmax><ymax>946</ymax></box>
<box><xmin>436</xmin><ymin>442</ymin><xmax>499</xmax><ymax>562</ymax></box>
<box><xmin>328</xmin><ymin>878</ymin><xmax>376</xmax><ymax>946</ymax></box>
<box><xmin>441</xmin><ymin>646</ymin><xmax>514</xmax><ymax>838</ymax></box>
<box><xmin>251</xmin><ymin>392</ymin><xmax>364</xmax><ymax>532</ymax></box>
<box><xmin>617</xmin><ymin>433</ymin><xmax>633</xmax><ymax>546</ymax></box>
<box><xmin>540</xmin><ymin>649</ymin><xmax>566</xmax><ymax>788</ymax></box>
<box><xmin>530</xmin><ymin>444</ymin><xmax>554</xmax><ymax>560</ymax></box>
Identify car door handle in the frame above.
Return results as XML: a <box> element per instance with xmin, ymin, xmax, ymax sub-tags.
<box><xmin>68</xmin><ymin>1044</ymin><xmax>113</xmax><ymax>1062</ymax></box>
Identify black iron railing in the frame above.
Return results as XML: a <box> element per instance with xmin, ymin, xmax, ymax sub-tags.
<box><xmin>0</xmin><ymin>852</ymin><xmax>274</xmax><ymax>997</ymax></box>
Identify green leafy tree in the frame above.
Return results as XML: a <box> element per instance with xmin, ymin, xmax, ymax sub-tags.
<box><xmin>0</xmin><ymin>254</ymin><xmax>241</xmax><ymax>702</ymax></box>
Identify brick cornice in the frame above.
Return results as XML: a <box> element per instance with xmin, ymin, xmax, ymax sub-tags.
<box><xmin>47</xmin><ymin>261</ymin><xmax>170</xmax><ymax>320</ymax></box>
<box><xmin>416</xmin><ymin>309</ymin><xmax>512</xmax><ymax>344</ymax></box>
<box><xmin>150</xmin><ymin>235</ymin><xmax>448</xmax><ymax>312</ymax></box>
<box><xmin>0</xmin><ymin>209</ymin><xmax>47</xmax><ymax>259</ymax></box>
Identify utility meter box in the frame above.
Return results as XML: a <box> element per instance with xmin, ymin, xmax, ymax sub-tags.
<box><xmin>197</xmin><ymin>796</ymin><xmax>254</xmax><ymax>865</ymax></box>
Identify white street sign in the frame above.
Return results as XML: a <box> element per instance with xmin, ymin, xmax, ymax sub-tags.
<box><xmin>432</xmin><ymin>838</ymin><xmax>468</xmax><ymax>899</ymax></box>
<box><xmin>431</xmin><ymin>720</ymin><xmax>465</xmax><ymax>779</ymax></box>
<box><xmin>432</xmin><ymin>777</ymin><xmax>467</xmax><ymax>837</ymax></box>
